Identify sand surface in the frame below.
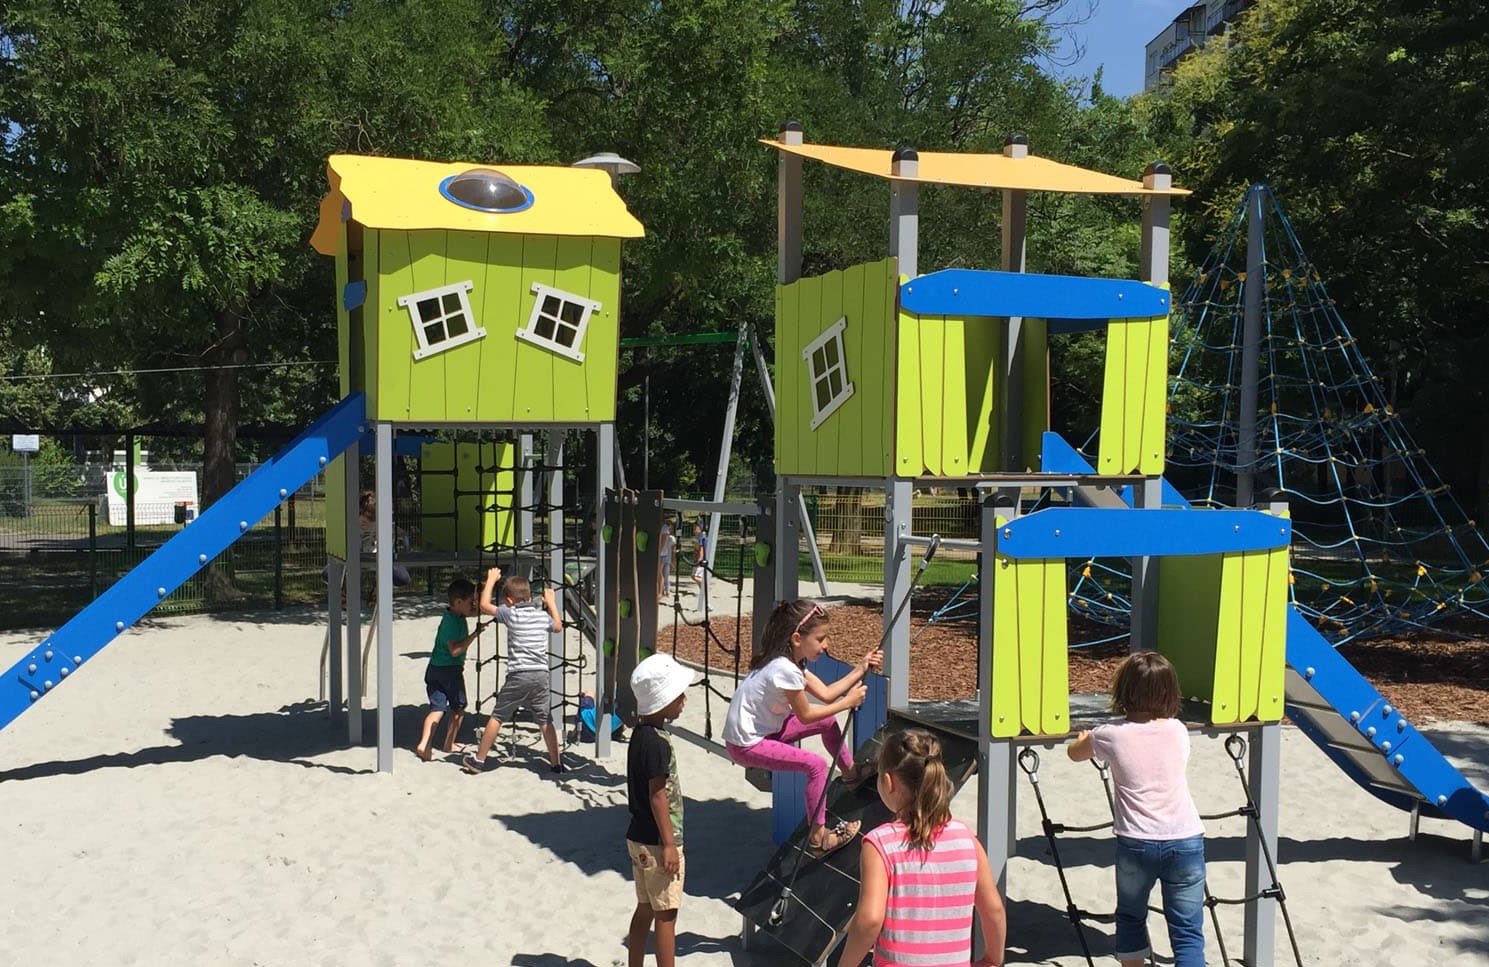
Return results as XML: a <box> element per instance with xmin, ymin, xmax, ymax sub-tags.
<box><xmin>2</xmin><ymin>602</ymin><xmax>1487</xmax><ymax>966</ymax></box>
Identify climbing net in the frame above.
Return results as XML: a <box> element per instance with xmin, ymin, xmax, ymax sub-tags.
<box><xmin>1072</xmin><ymin>186</ymin><xmax>1489</xmax><ymax>644</ymax></box>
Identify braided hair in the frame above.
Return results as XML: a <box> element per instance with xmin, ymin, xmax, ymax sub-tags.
<box><xmin>877</xmin><ymin>728</ymin><xmax>954</xmax><ymax>852</ymax></box>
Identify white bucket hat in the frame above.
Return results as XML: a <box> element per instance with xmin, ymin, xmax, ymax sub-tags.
<box><xmin>632</xmin><ymin>653</ymin><xmax>697</xmax><ymax>717</ymax></box>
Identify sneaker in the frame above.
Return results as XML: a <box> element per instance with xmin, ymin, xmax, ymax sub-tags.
<box><xmin>461</xmin><ymin>754</ymin><xmax>487</xmax><ymax>775</ymax></box>
<box><xmin>549</xmin><ymin>761</ymin><xmax>566</xmax><ymax>774</ymax></box>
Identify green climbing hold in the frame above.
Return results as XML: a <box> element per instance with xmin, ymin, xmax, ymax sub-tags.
<box><xmin>636</xmin><ymin>531</ymin><xmax>651</xmax><ymax>552</ymax></box>
<box><xmin>755</xmin><ymin>541</ymin><xmax>773</xmax><ymax>568</ymax></box>
<box><xmin>603</xmin><ymin>638</ymin><xmax>617</xmax><ymax>657</ymax></box>
<box><xmin>619</xmin><ymin>598</ymin><xmax>633</xmax><ymax>619</ymax></box>
<box><xmin>602</xmin><ymin>524</ymin><xmax>614</xmax><ymax>543</ymax></box>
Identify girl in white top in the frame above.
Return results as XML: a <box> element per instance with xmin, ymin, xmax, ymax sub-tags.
<box><xmin>1068</xmin><ymin>652</ymin><xmax>1207</xmax><ymax>967</ymax></box>
<box><xmin>723</xmin><ymin>599</ymin><xmax>881</xmax><ymax>855</ymax></box>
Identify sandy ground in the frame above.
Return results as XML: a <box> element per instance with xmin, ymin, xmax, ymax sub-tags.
<box><xmin>2</xmin><ymin>597</ymin><xmax>1488</xmax><ymax>967</ymax></box>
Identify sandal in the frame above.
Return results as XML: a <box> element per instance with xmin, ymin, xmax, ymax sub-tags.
<box><xmin>807</xmin><ymin>819</ymin><xmax>862</xmax><ymax>857</ymax></box>
<box><xmin>838</xmin><ymin>762</ymin><xmax>872</xmax><ymax>787</ymax></box>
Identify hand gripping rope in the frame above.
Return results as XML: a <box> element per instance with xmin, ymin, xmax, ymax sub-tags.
<box><xmin>766</xmin><ymin>536</ymin><xmax>942</xmax><ymax>930</ymax></box>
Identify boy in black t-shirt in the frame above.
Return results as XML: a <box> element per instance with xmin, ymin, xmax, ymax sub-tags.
<box><xmin>625</xmin><ymin>654</ymin><xmax>696</xmax><ymax>967</ymax></box>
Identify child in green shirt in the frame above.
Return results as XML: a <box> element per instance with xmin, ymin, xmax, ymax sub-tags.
<box><xmin>414</xmin><ymin>577</ymin><xmax>486</xmax><ymax>761</ymax></box>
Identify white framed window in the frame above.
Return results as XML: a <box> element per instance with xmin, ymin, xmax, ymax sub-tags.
<box><xmin>802</xmin><ymin>316</ymin><xmax>854</xmax><ymax>429</ymax></box>
<box><xmin>397</xmin><ymin>281</ymin><xmax>485</xmax><ymax>361</ymax></box>
<box><xmin>516</xmin><ymin>283</ymin><xmax>600</xmax><ymax>363</ymax></box>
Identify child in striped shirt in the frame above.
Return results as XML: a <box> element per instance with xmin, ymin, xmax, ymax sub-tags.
<box><xmin>839</xmin><ymin>729</ymin><xmax>1006</xmax><ymax>967</ymax></box>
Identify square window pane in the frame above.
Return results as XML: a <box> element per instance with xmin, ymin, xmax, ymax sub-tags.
<box><xmin>424</xmin><ymin>321</ymin><xmax>446</xmax><ymax>345</ymax></box>
<box><xmin>416</xmin><ymin>298</ymin><xmax>440</xmax><ymax>322</ymax></box>
<box><xmin>446</xmin><ymin>313</ymin><xmax>469</xmax><ymax>338</ymax></box>
<box><xmin>559</xmin><ymin>300</ymin><xmax>584</xmax><ymax>325</ymax></box>
<box><xmin>829</xmin><ymin>370</ymin><xmax>843</xmax><ymax>397</ymax></box>
<box><xmin>556</xmin><ymin>325</ymin><xmax>577</xmax><ymax>347</ymax></box>
<box><xmin>812</xmin><ymin>346</ymin><xmax>828</xmax><ymax>374</ymax></box>
<box><xmin>815</xmin><ymin>380</ymin><xmax>832</xmax><ymax>410</ymax></box>
<box><xmin>824</xmin><ymin>339</ymin><xmax>839</xmax><ymax>366</ymax></box>
<box><xmin>543</xmin><ymin>295</ymin><xmax>562</xmax><ymax>316</ymax></box>
<box><xmin>535</xmin><ymin>316</ymin><xmax>556</xmax><ymax>340</ymax></box>
<box><xmin>442</xmin><ymin>293</ymin><xmax>463</xmax><ymax>315</ymax></box>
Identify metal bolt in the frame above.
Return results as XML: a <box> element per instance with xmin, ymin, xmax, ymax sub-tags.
<box><xmin>952</xmin><ymin>288</ymin><xmax>959</xmax><ymax>295</ymax></box>
<box><xmin>73</xmin><ymin>656</ymin><xmax>81</xmax><ymax>665</ymax></box>
<box><xmin>116</xmin><ymin>621</ymin><xmax>125</xmax><ymax>632</ymax></box>
<box><xmin>199</xmin><ymin>554</ymin><xmax>208</xmax><ymax>565</ymax></box>
<box><xmin>1003</xmin><ymin>528</ymin><xmax>1012</xmax><ymax>539</ymax></box>
<box><xmin>1305</xmin><ymin>667</ymin><xmax>1315</xmax><ymax>679</ymax></box>
<box><xmin>1382</xmin><ymin>740</ymin><xmax>1392</xmax><ymax>752</ymax></box>
<box><xmin>59</xmin><ymin>667</ymin><xmax>69</xmax><ymax>678</ymax></box>
<box><xmin>43</xmin><ymin>680</ymin><xmax>53</xmax><ymax>690</ymax></box>
<box><xmin>1367</xmin><ymin>726</ymin><xmax>1377</xmax><ymax>737</ymax></box>
<box><xmin>279</xmin><ymin>488</ymin><xmax>288</xmax><ymax>499</ymax></box>
<box><xmin>239</xmin><ymin>521</ymin><xmax>248</xmax><ymax>531</ymax></box>
<box><xmin>1350</xmin><ymin>711</ymin><xmax>1360</xmax><ymax>722</ymax></box>
<box><xmin>1054</xmin><ymin>529</ymin><xmax>1061</xmax><ymax>537</ymax></box>
<box><xmin>158</xmin><ymin>587</ymin><xmax>167</xmax><ymax>598</ymax></box>
<box><xmin>44</xmin><ymin>651</ymin><xmax>51</xmax><ymax>661</ymax></box>
<box><xmin>318</xmin><ymin>456</ymin><xmax>327</xmax><ymax>467</ymax></box>
<box><xmin>1397</xmin><ymin>720</ymin><xmax>1406</xmax><ymax>732</ymax></box>
<box><xmin>29</xmin><ymin>691</ymin><xmax>39</xmax><ymax>701</ymax></box>
<box><xmin>27</xmin><ymin>664</ymin><xmax>36</xmax><ymax>674</ymax></box>
<box><xmin>1382</xmin><ymin>704</ymin><xmax>1393</xmax><ymax>716</ymax></box>
<box><xmin>1392</xmin><ymin>754</ymin><xmax>1404</xmax><ymax>766</ymax></box>
<box><xmin>1233</xmin><ymin>525</ymin><xmax>1240</xmax><ymax>533</ymax></box>
<box><xmin>1438</xmin><ymin>795</ymin><xmax>1448</xmax><ymax>807</ymax></box>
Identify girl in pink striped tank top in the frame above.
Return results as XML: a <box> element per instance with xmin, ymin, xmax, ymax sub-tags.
<box><xmin>838</xmin><ymin>729</ymin><xmax>1007</xmax><ymax>967</ymax></box>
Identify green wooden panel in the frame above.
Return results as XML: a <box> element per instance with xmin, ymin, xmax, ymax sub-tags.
<box><xmin>1139</xmin><ymin>314</ymin><xmax>1167</xmax><ymax>475</ymax></box>
<box><xmin>550</xmin><ymin>235</ymin><xmax>600</xmax><ymax>421</ymax></box>
<box><xmin>1157</xmin><ymin>553</ymin><xmax>1222</xmax><ymax>702</ymax></box>
<box><xmin>325</xmin><ymin>455</ymin><xmax>347</xmax><ymax>555</ymax></box>
<box><xmin>990</xmin><ymin>552</ymin><xmax>1021</xmax><ymax>737</ymax></box>
<box><xmin>868</xmin><ymin>260</ymin><xmax>897</xmax><ymax>476</ymax></box>
<box><xmin>479</xmin><ymin>441</ymin><xmax>516</xmax><ymax>549</ymax></box>
<box><xmin>584</xmin><ymin>238</ymin><xmax>622</xmax><ymax>422</ymax></box>
<box><xmin>404</xmin><ymin>231</ymin><xmax>454</xmax><ymax>421</ymax></box>
<box><xmin>1212</xmin><ymin>552</ymin><xmax>1245</xmax><ymax>724</ymax></box>
<box><xmin>454</xmin><ymin>442</ymin><xmax>483</xmax><ymax>551</ymax></box>
<box><xmin>1039</xmin><ymin>557</ymin><xmax>1070</xmax><ymax>734</ymax></box>
<box><xmin>1097</xmin><ymin>316</ymin><xmax>1128</xmax><ymax>474</ymax></box>
<box><xmin>895</xmin><ymin>305</ymin><xmax>924</xmax><ymax>476</ymax></box>
<box><xmin>1021</xmin><ymin>319</ymin><xmax>1049</xmax><ymax>473</ymax></box>
<box><xmin>965</xmin><ymin>312</ymin><xmax>1000</xmax><ymax>472</ymax></box>
<box><xmin>775</xmin><ymin>282</ymin><xmax>799</xmax><ymax>473</ymax></box>
<box><xmin>362</xmin><ymin>229</ymin><xmax>382</xmax><ymax>417</ymax></box>
<box><xmin>919</xmin><ymin>315</ymin><xmax>945</xmax><ymax>475</ymax></box>
<box><xmin>1121</xmin><ymin>319</ymin><xmax>1147</xmax><ymax>473</ymax></box>
<box><xmin>793</xmin><ymin>273</ymin><xmax>824</xmax><ymax>475</ymax></box>
<box><xmin>1256</xmin><ymin>545</ymin><xmax>1289</xmax><ymax>722</ymax></box>
<box><xmin>335</xmin><ymin>228</ymin><xmax>350</xmax><ymax>398</ymax></box>
<box><xmin>816</xmin><ymin>266</ymin><xmax>845</xmax><ymax>475</ymax></box>
<box><xmin>509</xmin><ymin>235</ymin><xmax>560</xmax><ymax>422</ymax></box>
<box><xmin>476</xmin><ymin>233</ymin><xmax>528</xmax><ymax>423</ymax></box>
<box><xmin>940</xmin><ymin>316</ymin><xmax>970</xmax><ymax>475</ymax></box>
<box><xmin>1016</xmin><ymin>559</ymin><xmax>1043</xmax><ymax>734</ymax></box>
<box><xmin>1235</xmin><ymin>550</ymin><xmax>1265</xmax><ymax>722</ymax></box>
<box><xmin>420</xmin><ymin>441</ymin><xmax>457</xmax><ymax>551</ymax></box>
<box><xmin>840</xmin><ymin>262</ymin><xmax>870</xmax><ymax>478</ymax></box>
<box><xmin>442</xmin><ymin>231</ymin><xmax>490</xmax><ymax>421</ymax></box>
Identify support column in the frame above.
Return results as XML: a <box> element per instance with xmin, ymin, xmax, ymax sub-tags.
<box><xmin>519</xmin><ymin>433</ymin><xmax>536</xmax><ymax>556</ymax></box>
<box><xmin>775</xmin><ymin>477</ymin><xmax>802</xmax><ymax>607</ymax></box>
<box><xmin>375</xmin><ymin>421</ymin><xmax>394</xmax><ymax>772</ymax></box>
<box><xmin>777</xmin><ymin>121</ymin><xmax>804</xmax><ymax>286</ymax></box>
<box><xmin>343</xmin><ymin>438</ymin><xmax>363</xmax><ymax>745</ymax></box>
<box><xmin>883</xmin><ymin>478</ymin><xmax>913</xmax><ymax>710</ymax></box>
<box><xmin>546</xmin><ymin>431</ymin><xmax>566</xmax><ymax>739</ymax></box>
<box><xmin>752</xmin><ymin>500</ymin><xmax>778</xmax><ymax>659</ymax></box>
<box><xmin>594</xmin><ymin>423</ymin><xmax>616</xmax><ymax>759</ymax></box>
<box><xmin>706</xmin><ymin>318</ymin><xmax>749</xmax><ymax>572</ymax></box>
<box><xmin>1001</xmin><ymin>134</ymin><xmax>1029</xmax><ymax>471</ymax></box>
<box><xmin>977</xmin><ymin>490</ymin><xmax>1018</xmax><ymax>893</ymax></box>
<box><xmin>889</xmin><ymin>147</ymin><xmax>919</xmax><ymax>278</ymax></box>
<box><xmin>1244</xmin><ymin>721</ymin><xmax>1282</xmax><ymax>967</ymax></box>
<box><xmin>1237</xmin><ymin>184</ymin><xmax>1265</xmax><ymax>508</ymax></box>
<box><xmin>325</xmin><ymin>556</ymin><xmax>345</xmax><ymax>726</ymax></box>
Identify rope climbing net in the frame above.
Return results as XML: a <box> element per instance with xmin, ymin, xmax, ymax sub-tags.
<box><xmin>1073</xmin><ymin>186</ymin><xmax>1489</xmax><ymax>644</ymax></box>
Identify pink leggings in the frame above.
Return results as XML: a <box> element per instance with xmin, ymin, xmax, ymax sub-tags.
<box><xmin>727</xmin><ymin>715</ymin><xmax>852</xmax><ymax>826</ymax></box>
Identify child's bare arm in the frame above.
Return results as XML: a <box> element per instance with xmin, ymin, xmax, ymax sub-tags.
<box><xmin>542</xmin><ymin>587</ymin><xmax>563</xmax><ymax>632</ymax></box>
<box><xmin>648</xmin><ymin>776</ymin><xmax>680</xmax><ymax>874</ymax></box>
<box><xmin>1067</xmin><ymin>729</ymin><xmax>1094</xmax><ymax>762</ymax></box>
<box><xmin>449</xmin><ymin>619</ymin><xmax>488</xmax><ymax>657</ymax></box>
<box><xmin>480</xmin><ymin>567</ymin><xmax>502</xmax><ymax>615</ymax></box>
<box><xmin>838</xmin><ymin>841</ymin><xmax>888</xmax><ymax>967</ymax></box>
<box><xmin>970</xmin><ymin>839</ymin><xmax>1007</xmax><ymax>966</ymax></box>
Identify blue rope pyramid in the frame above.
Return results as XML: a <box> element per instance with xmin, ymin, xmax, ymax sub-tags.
<box><xmin>1070</xmin><ymin>186</ymin><xmax>1489</xmax><ymax>644</ymax></box>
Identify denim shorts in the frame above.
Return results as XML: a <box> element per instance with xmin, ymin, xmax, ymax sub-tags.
<box><xmin>1114</xmin><ymin>834</ymin><xmax>1207</xmax><ymax>967</ymax></box>
<box><xmin>424</xmin><ymin>665</ymin><xmax>467</xmax><ymax>712</ymax></box>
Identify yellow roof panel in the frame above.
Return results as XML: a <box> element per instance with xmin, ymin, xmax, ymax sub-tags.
<box><xmin>761</xmin><ymin>140</ymin><xmax>1189</xmax><ymax>197</ymax></box>
<box><xmin>310</xmin><ymin>154</ymin><xmax>644</xmax><ymax>254</ymax></box>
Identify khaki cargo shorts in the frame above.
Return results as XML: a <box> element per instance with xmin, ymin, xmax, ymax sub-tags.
<box><xmin>626</xmin><ymin>839</ymin><xmax>685</xmax><ymax>911</ymax></box>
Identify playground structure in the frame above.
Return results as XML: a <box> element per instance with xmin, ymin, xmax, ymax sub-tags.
<box><xmin>3</xmin><ymin>129</ymin><xmax>1489</xmax><ymax>967</ymax></box>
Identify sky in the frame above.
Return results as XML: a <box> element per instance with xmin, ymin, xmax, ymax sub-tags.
<box><xmin>1049</xmin><ymin>0</ymin><xmax>1187</xmax><ymax>99</ymax></box>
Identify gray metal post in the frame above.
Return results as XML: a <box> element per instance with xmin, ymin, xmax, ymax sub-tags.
<box><xmin>883</xmin><ymin>478</ymin><xmax>913</xmax><ymax>710</ymax></box>
<box><xmin>1244</xmin><ymin>721</ymin><xmax>1281</xmax><ymax>967</ymax></box>
<box><xmin>778</xmin><ymin>121</ymin><xmax>804</xmax><ymax>285</ymax></box>
<box><xmin>705</xmin><ymin>319</ymin><xmax>750</xmax><ymax>573</ymax></box>
<box><xmin>595</xmin><ymin>422</ymin><xmax>616</xmax><ymax>759</ymax></box>
<box><xmin>343</xmin><ymin>438</ymin><xmax>363</xmax><ymax>745</ymax></box>
<box><xmin>375</xmin><ymin>421</ymin><xmax>394</xmax><ymax>772</ymax></box>
<box><xmin>326</xmin><ymin>556</ymin><xmax>345</xmax><ymax>724</ymax></box>
<box><xmin>978</xmin><ymin>492</ymin><xmax>1016</xmax><ymax>893</ymax></box>
<box><xmin>519</xmin><ymin>433</ymin><xmax>536</xmax><ymax>554</ymax></box>
<box><xmin>776</xmin><ymin>477</ymin><xmax>802</xmax><ymax>606</ymax></box>
<box><xmin>546</xmin><ymin>431</ymin><xmax>566</xmax><ymax>738</ymax></box>
<box><xmin>1237</xmin><ymin>184</ymin><xmax>1265</xmax><ymax>508</ymax></box>
<box><xmin>753</xmin><ymin>500</ymin><xmax>778</xmax><ymax>658</ymax></box>
<box><xmin>1001</xmin><ymin>135</ymin><xmax>1029</xmax><ymax>471</ymax></box>
<box><xmin>889</xmin><ymin>147</ymin><xmax>919</xmax><ymax>280</ymax></box>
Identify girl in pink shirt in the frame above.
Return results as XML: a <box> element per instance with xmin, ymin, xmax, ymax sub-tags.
<box><xmin>1068</xmin><ymin>652</ymin><xmax>1206</xmax><ymax>967</ymax></box>
<box><xmin>839</xmin><ymin>729</ymin><xmax>1006</xmax><ymax>967</ymax></box>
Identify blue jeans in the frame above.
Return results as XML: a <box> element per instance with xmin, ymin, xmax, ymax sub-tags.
<box><xmin>1114</xmin><ymin>834</ymin><xmax>1206</xmax><ymax>966</ymax></box>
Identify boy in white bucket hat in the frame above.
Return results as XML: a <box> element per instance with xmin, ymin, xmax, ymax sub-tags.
<box><xmin>625</xmin><ymin>653</ymin><xmax>698</xmax><ymax>967</ymax></box>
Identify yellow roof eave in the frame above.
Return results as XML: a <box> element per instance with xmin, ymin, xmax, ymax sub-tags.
<box><xmin>761</xmin><ymin>139</ymin><xmax>1190</xmax><ymax>197</ymax></box>
<box><xmin>310</xmin><ymin>154</ymin><xmax>644</xmax><ymax>254</ymax></box>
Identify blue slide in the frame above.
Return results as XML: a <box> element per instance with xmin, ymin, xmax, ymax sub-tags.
<box><xmin>1044</xmin><ymin>432</ymin><xmax>1489</xmax><ymax>835</ymax></box>
<box><xmin>0</xmin><ymin>394</ymin><xmax>367</xmax><ymax>733</ymax></box>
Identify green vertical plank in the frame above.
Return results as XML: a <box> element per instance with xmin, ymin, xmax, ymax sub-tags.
<box><xmin>420</xmin><ymin>442</ymin><xmax>456</xmax><ymax>551</ymax></box>
<box><xmin>1021</xmin><ymin>319</ymin><xmax>1049</xmax><ymax>473</ymax></box>
<box><xmin>1098</xmin><ymin>318</ymin><xmax>1128</xmax><ymax>474</ymax></box>
<box><xmin>441</xmin><ymin>230</ymin><xmax>490</xmax><ymax>422</ymax></box>
<box><xmin>455</xmin><ymin>442</ymin><xmax>482</xmax><ymax>551</ymax></box>
<box><xmin>585</xmin><ymin>239</ymin><xmax>622</xmax><ymax>423</ymax></box>
<box><xmin>1039</xmin><ymin>558</ymin><xmax>1070</xmax><ymax>734</ymax></box>
<box><xmin>483</xmin><ymin>441</ymin><xmax>516</xmax><ymax>549</ymax></box>
<box><xmin>551</xmin><ymin>234</ymin><xmax>598</xmax><ymax>422</ymax></box>
<box><xmin>1016</xmin><ymin>560</ymin><xmax>1043</xmax><ymax>735</ymax></box>
<box><xmin>402</xmin><ymin>231</ymin><xmax>452</xmax><ymax>422</ymax></box>
<box><xmin>940</xmin><ymin>316</ymin><xmax>970</xmax><ymax>475</ymax></box>
<box><xmin>841</xmin><ymin>263</ymin><xmax>870</xmax><ymax>477</ymax></box>
<box><xmin>335</xmin><ymin>228</ymin><xmax>350</xmax><ymax>399</ymax></box>
<box><xmin>991</xmin><ymin>552</ymin><xmax>1021</xmax><ymax>737</ymax></box>
<box><xmin>1236</xmin><ymin>550</ymin><xmax>1264</xmax><ymax>722</ymax></box>
<box><xmin>325</xmin><ymin>456</ymin><xmax>346</xmax><ymax>556</ymax></box>
<box><xmin>919</xmin><ymin>315</ymin><xmax>945</xmax><ymax>476</ymax></box>
<box><xmin>1121</xmin><ymin>318</ymin><xmax>1146</xmax><ymax>474</ymax></box>
<box><xmin>1140</xmin><ymin>313</ymin><xmax>1168</xmax><ymax>475</ymax></box>
<box><xmin>878</xmin><ymin>262</ymin><xmax>898</xmax><ymax>476</ymax></box>
<box><xmin>895</xmin><ymin>305</ymin><xmax>924</xmax><ymax>476</ymax></box>
<box><xmin>1256</xmin><ymin>545</ymin><xmax>1289</xmax><ymax>722</ymax></box>
<box><xmin>1212</xmin><ymin>552</ymin><xmax>1245</xmax><ymax>724</ymax></box>
<box><xmin>376</xmin><ymin>230</ymin><xmax>417</xmax><ymax>422</ymax></box>
<box><xmin>795</xmin><ymin>273</ymin><xmax>824</xmax><ymax>475</ymax></box>
<box><xmin>511</xmin><ymin>234</ymin><xmax>559</xmax><ymax>423</ymax></box>
<box><xmin>965</xmin><ymin>316</ymin><xmax>1000</xmax><ymax>472</ymax></box>
<box><xmin>478</xmin><ymin>234</ymin><xmax>527</xmax><ymax>423</ymax></box>
<box><xmin>817</xmin><ymin>266</ymin><xmax>846</xmax><ymax>475</ymax></box>
<box><xmin>1157</xmin><ymin>553</ymin><xmax>1221</xmax><ymax>701</ymax></box>
<box><xmin>775</xmin><ymin>282</ymin><xmax>799</xmax><ymax>474</ymax></box>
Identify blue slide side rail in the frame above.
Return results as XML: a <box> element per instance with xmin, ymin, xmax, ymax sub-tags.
<box><xmin>0</xmin><ymin>394</ymin><xmax>366</xmax><ymax>733</ymax></box>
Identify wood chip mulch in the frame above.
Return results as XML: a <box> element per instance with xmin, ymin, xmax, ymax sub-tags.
<box><xmin>659</xmin><ymin>589</ymin><xmax>1489</xmax><ymax>726</ymax></box>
